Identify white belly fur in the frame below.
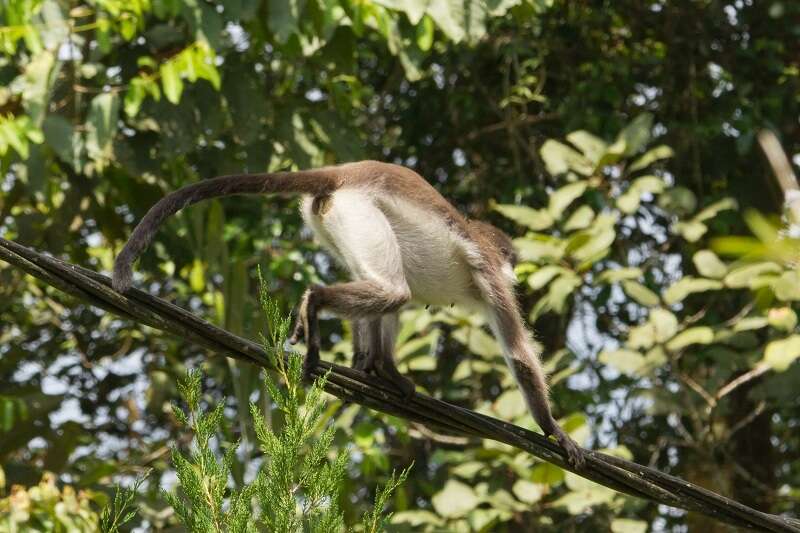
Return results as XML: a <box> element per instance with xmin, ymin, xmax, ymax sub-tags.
<box><xmin>300</xmin><ymin>190</ymin><xmax>482</xmax><ymax>308</ymax></box>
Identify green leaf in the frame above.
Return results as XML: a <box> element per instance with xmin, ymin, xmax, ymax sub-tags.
<box><xmin>451</xmin><ymin>327</ymin><xmax>501</xmax><ymax>358</ymax></box>
<box><xmin>724</xmin><ymin>262</ymin><xmax>782</xmax><ymax>288</ymax></box>
<box><xmin>85</xmin><ymin>92</ymin><xmax>120</xmax><ymax>162</ymax></box>
<box><xmin>659</xmin><ymin>186</ymin><xmax>698</xmax><ymax>216</ymax></box>
<box><xmin>773</xmin><ymin>271</ymin><xmax>800</xmax><ymax>301</ymax></box>
<box><xmin>629</xmin><ymin>144</ymin><xmax>674</xmax><ymax>172</ymax></box>
<box><xmin>42</xmin><ymin>115</ymin><xmax>78</xmax><ymax>167</ymax></box>
<box><xmin>554</xmin><ymin>473</ymin><xmax>616</xmax><ymax>514</ymax></box>
<box><xmin>599</xmin><ymin>349</ymin><xmax>646</xmax><ymax>377</ymax></box>
<box><xmin>566</xmin><ymin>130</ymin><xmax>607</xmax><ymax>164</ymax></box>
<box><xmin>493</xmin><ymin>390</ymin><xmax>527</xmax><ymax>420</ymax></box>
<box><xmin>665</xmin><ymin>327</ymin><xmax>714</xmax><ymax>351</ymax></box>
<box><xmin>548</xmin><ymin>181</ymin><xmax>587</xmax><ymax>218</ymax></box>
<box><xmin>431</xmin><ymin>480</ymin><xmax>480</xmax><ymax>518</ymax></box>
<box><xmin>673</xmin><ymin>220</ymin><xmax>708</xmax><ymax>242</ymax></box>
<box><xmin>733</xmin><ymin>317</ymin><xmax>769</xmax><ymax>332</ymax></box>
<box><xmin>563</xmin><ymin>205</ymin><xmax>595</xmax><ymax>231</ymax></box>
<box><xmin>416</xmin><ymin>15</ymin><xmax>434</xmax><ymax>50</ymax></box>
<box><xmin>493</xmin><ymin>204</ymin><xmax>553</xmax><ymax>230</ymax></box>
<box><xmin>391</xmin><ymin>511</ymin><xmax>444</xmax><ymax>527</ymax></box>
<box><xmin>268</xmin><ymin>0</ymin><xmax>303</xmax><ymax>43</ymax></box>
<box><xmin>530</xmin><ymin>462</ymin><xmax>564</xmax><ymax>485</ymax></box>
<box><xmin>611</xmin><ymin>518</ymin><xmax>649</xmax><ymax>533</ymax></box>
<box><xmin>622</xmin><ymin>281</ymin><xmax>660</xmax><ymax>306</ymax></box>
<box><xmin>513</xmin><ymin>236</ymin><xmax>566</xmax><ymax>263</ymax></box>
<box><xmin>540</xmin><ymin>140</ymin><xmax>594</xmax><ymax>176</ymax></box>
<box><xmin>663</xmin><ymin>277</ymin><xmax>723</xmax><ymax>305</ymax></box>
<box><xmin>527</xmin><ymin>265</ymin><xmax>566</xmax><ymax>290</ymax></box>
<box><xmin>693</xmin><ymin>250</ymin><xmax>727</xmax><ymax>278</ymax></box>
<box><xmin>768</xmin><ymin>307</ymin><xmax>798</xmax><ymax>332</ymax></box>
<box><xmin>160</xmin><ymin>61</ymin><xmax>183</xmax><ymax>104</ymax></box>
<box><xmin>651</xmin><ymin>308</ymin><xmax>678</xmax><ymax>342</ymax></box>
<box><xmin>608</xmin><ymin>113</ymin><xmax>653</xmax><ymax>157</ymax></box>
<box><xmin>544</xmin><ymin>272</ymin><xmax>582</xmax><ymax>314</ymax></box>
<box><xmin>569</xmin><ymin>224</ymin><xmax>615</xmax><ymax>263</ymax></box>
<box><xmin>512</xmin><ymin>480</ymin><xmax>544</xmax><ymax>504</ymax></box>
<box><xmin>124</xmin><ymin>79</ymin><xmax>146</xmax><ymax>117</ymax></box>
<box><xmin>763</xmin><ymin>335</ymin><xmax>800</xmax><ymax>372</ymax></box>
<box><xmin>189</xmin><ymin>259</ymin><xmax>205</xmax><ymax>292</ymax></box>
<box><xmin>616</xmin><ymin>190</ymin><xmax>641</xmax><ymax>214</ymax></box>
<box><xmin>695</xmin><ymin>198</ymin><xmax>738</xmax><ymax>222</ymax></box>
<box><xmin>596</xmin><ymin>267</ymin><xmax>643</xmax><ymax>284</ymax></box>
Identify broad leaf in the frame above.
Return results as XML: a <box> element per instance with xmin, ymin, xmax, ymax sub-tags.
<box><xmin>763</xmin><ymin>335</ymin><xmax>800</xmax><ymax>372</ymax></box>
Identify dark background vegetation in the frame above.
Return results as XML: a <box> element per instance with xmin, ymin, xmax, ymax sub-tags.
<box><xmin>0</xmin><ymin>0</ymin><xmax>798</xmax><ymax>530</ymax></box>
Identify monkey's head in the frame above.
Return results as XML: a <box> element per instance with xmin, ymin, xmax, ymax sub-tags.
<box><xmin>468</xmin><ymin>220</ymin><xmax>518</xmax><ymax>267</ymax></box>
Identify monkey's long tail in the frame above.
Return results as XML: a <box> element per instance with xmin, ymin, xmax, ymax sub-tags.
<box><xmin>112</xmin><ymin>169</ymin><xmax>341</xmax><ymax>292</ymax></box>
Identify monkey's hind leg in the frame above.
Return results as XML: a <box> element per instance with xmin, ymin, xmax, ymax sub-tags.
<box><xmin>351</xmin><ymin>318</ymin><xmax>376</xmax><ymax>374</ymax></box>
<box><xmin>369</xmin><ymin>314</ymin><xmax>415</xmax><ymax>399</ymax></box>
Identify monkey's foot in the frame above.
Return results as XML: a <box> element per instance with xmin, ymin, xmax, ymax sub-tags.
<box><xmin>551</xmin><ymin>428</ymin><xmax>586</xmax><ymax>469</ymax></box>
<box><xmin>375</xmin><ymin>366</ymin><xmax>415</xmax><ymax>400</ymax></box>
<box><xmin>302</xmin><ymin>344</ymin><xmax>321</xmax><ymax>383</ymax></box>
<box><xmin>353</xmin><ymin>352</ymin><xmax>377</xmax><ymax>375</ymax></box>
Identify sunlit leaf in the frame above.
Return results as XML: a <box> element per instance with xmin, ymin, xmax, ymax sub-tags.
<box><xmin>563</xmin><ymin>205</ymin><xmax>595</xmax><ymax>231</ymax></box>
<box><xmin>85</xmin><ymin>92</ymin><xmax>120</xmax><ymax>163</ymax></box>
<box><xmin>512</xmin><ymin>480</ymin><xmax>544</xmax><ymax>504</ymax></box>
<box><xmin>611</xmin><ymin>518</ymin><xmax>649</xmax><ymax>533</ymax></box>
<box><xmin>768</xmin><ymin>307</ymin><xmax>798</xmax><ymax>332</ymax></box>
<box><xmin>772</xmin><ymin>271</ymin><xmax>800</xmax><ymax>301</ymax></box>
<box><xmin>622</xmin><ymin>281</ymin><xmax>660</xmax><ymax>306</ymax></box>
<box><xmin>540</xmin><ymin>139</ymin><xmax>594</xmax><ymax>176</ymax></box>
<box><xmin>599</xmin><ymin>349</ymin><xmax>646</xmax><ymax>377</ymax></box>
<box><xmin>663</xmin><ymin>277</ymin><xmax>723</xmax><ymax>305</ymax></box>
<box><xmin>530</xmin><ymin>462</ymin><xmax>564</xmax><ymax>485</ymax></box>
<box><xmin>566</xmin><ymin>130</ymin><xmax>607</xmax><ymax>164</ymax></box>
<box><xmin>665</xmin><ymin>327</ymin><xmax>714</xmax><ymax>351</ymax></box>
<box><xmin>724</xmin><ymin>262</ymin><xmax>782</xmax><ymax>288</ymax></box>
<box><xmin>527</xmin><ymin>265</ymin><xmax>567</xmax><ymax>290</ymax></box>
<box><xmin>733</xmin><ymin>317</ymin><xmax>768</xmax><ymax>331</ymax></box>
<box><xmin>548</xmin><ymin>181</ymin><xmax>588</xmax><ymax>218</ymax></box>
<box><xmin>763</xmin><ymin>335</ymin><xmax>800</xmax><ymax>372</ymax></box>
<box><xmin>493</xmin><ymin>204</ymin><xmax>553</xmax><ymax>230</ymax></box>
<box><xmin>513</xmin><ymin>236</ymin><xmax>566</xmax><ymax>263</ymax></box>
<box><xmin>160</xmin><ymin>61</ymin><xmax>183</xmax><ymax>104</ymax></box>
<box><xmin>493</xmin><ymin>390</ymin><xmax>527</xmax><ymax>420</ymax></box>
<box><xmin>607</xmin><ymin>113</ymin><xmax>653</xmax><ymax>157</ymax></box>
<box><xmin>629</xmin><ymin>145</ymin><xmax>674</xmax><ymax>172</ymax></box>
<box><xmin>650</xmin><ymin>308</ymin><xmax>678</xmax><ymax>343</ymax></box>
<box><xmin>431</xmin><ymin>480</ymin><xmax>480</xmax><ymax>518</ymax></box>
<box><xmin>693</xmin><ymin>250</ymin><xmax>727</xmax><ymax>278</ymax></box>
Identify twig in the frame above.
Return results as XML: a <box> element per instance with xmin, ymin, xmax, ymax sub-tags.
<box><xmin>716</xmin><ymin>363</ymin><xmax>771</xmax><ymax>401</ymax></box>
<box><xmin>1</xmin><ymin>237</ymin><xmax>799</xmax><ymax>533</ymax></box>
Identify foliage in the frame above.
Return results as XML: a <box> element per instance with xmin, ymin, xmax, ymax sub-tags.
<box><xmin>0</xmin><ymin>470</ymin><xmax>100</xmax><ymax>531</ymax></box>
<box><xmin>1</xmin><ymin>0</ymin><xmax>799</xmax><ymax>531</ymax></box>
<box><xmin>162</xmin><ymin>287</ymin><xmax>408</xmax><ymax>532</ymax></box>
<box><xmin>99</xmin><ymin>474</ymin><xmax>148</xmax><ymax>533</ymax></box>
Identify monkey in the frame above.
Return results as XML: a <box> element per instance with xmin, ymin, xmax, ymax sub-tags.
<box><xmin>112</xmin><ymin>160</ymin><xmax>585</xmax><ymax>467</ymax></box>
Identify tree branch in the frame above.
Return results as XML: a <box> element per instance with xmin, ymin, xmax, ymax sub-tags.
<box><xmin>1</xmin><ymin>237</ymin><xmax>798</xmax><ymax>532</ymax></box>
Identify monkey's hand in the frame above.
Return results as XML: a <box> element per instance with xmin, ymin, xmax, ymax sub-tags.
<box><xmin>550</xmin><ymin>427</ymin><xmax>586</xmax><ymax>469</ymax></box>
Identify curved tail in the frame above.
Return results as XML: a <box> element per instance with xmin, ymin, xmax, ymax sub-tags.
<box><xmin>112</xmin><ymin>168</ymin><xmax>341</xmax><ymax>292</ymax></box>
